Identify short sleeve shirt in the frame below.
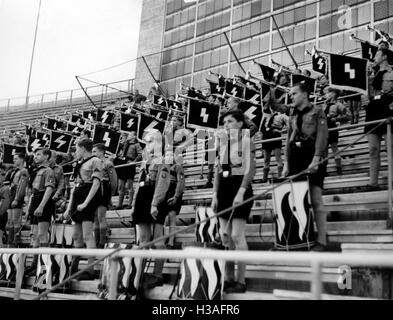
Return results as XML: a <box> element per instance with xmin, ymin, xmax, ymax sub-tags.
<box><xmin>32</xmin><ymin>166</ymin><xmax>55</xmax><ymax>192</ymax></box>
<box><xmin>11</xmin><ymin>168</ymin><xmax>29</xmax><ymax>188</ymax></box>
<box><xmin>102</xmin><ymin>159</ymin><xmax>115</xmax><ymax>181</ymax></box>
<box><xmin>75</xmin><ymin>157</ymin><xmax>103</xmax><ymax>184</ymax></box>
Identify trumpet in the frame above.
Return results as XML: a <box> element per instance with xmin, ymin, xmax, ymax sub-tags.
<box><xmin>349</xmin><ymin>33</ymin><xmax>367</xmax><ymax>44</ymax></box>
<box><xmin>271</xmin><ymin>59</ymin><xmax>293</xmax><ymax>73</ymax></box>
<box><xmin>208</xmin><ymin>71</ymin><xmax>224</xmax><ymax>79</ymax></box>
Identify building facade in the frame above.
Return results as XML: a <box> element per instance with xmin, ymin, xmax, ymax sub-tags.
<box><xmin>135</xmin><ymin>0</ymin><xmax>393</xmax><ymax>96</ymax></box>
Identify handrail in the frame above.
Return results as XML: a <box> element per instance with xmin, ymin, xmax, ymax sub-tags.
<box><xmin>3</xmin><ymin>248</ymin><xmax>393</xmax><ymax>301</ymax></box>
<box><xmin>2</xmin><ymin>247</ymin><xmax>393</xmax><ymax>267</ymax></box>
<box><xmin>30</xmin><ymin>116</ymin><xmax>390</xmax><ymax>300</ymax></box>
<box><xmin>0</xmin><ymin>78</ymin><xmax>134</xmax><ymax>112</ymax></box>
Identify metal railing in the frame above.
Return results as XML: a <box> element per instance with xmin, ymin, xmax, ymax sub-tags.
<box><xmin>0</xmin><ymin>117</ymin><xmax>392</xmax><ymax>301</ymax></box>
<box><xmin>0</xmin><ymin>79</ymin><xmax>135</xmax><ymax>113</ymax></box>
<box><xmin>1</xmin><ymin>247</ymin><xmax>393</xmax><ymax>300</ymax></box>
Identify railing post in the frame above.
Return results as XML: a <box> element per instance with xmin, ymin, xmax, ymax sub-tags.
<box><xmin>14</xmin><ymin>254</ymin><xmax>26</xmax><ymax>300</ymax></box>
<box><xmin>311</xmin><ymin>260</ymin><xmax>322</xmax><ymax>300</ymax></box>
<box><xmin>40</xmin><ymin>94</ymin><xmax>44</xmax><ymax>108</ymax></box>
<box><xmin>54</xmin><ymin>92</ymin><xmax>59</xmax><ymax>108</ymax></box>
<box><xmin>70</xmin><ymin>90</ymin><xmax>73</xmax><ymax>107</ymax></box>
<box><xmin>7</xmin><ymin>99</ymin><xmax>10</xmax><ymax>112</ymax></box>
<box><xmin>108</xmin><ymin>258</ymin><xmax>119</xmax><ymax>300</ymax></box>
<box><xmin>387</xmin><ymin>119</ymin><xmax>393</xmax><ymax>228</ymax></box>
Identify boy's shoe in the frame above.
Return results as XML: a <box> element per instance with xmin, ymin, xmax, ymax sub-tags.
<box><xmin>225</xmin><ymin>282</ymin><xmax>246</xmax><ymax>294</ymax></box>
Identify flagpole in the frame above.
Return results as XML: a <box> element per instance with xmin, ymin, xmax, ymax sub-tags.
<box><xmin>271</xmin><ymin>15</ymin><xmax>298</xmax><ymax>69</ymax></box>
<box><xmin>25</xmin><ymin>0</ymin><xmax>42</xmax><ymax>109</ymax></box>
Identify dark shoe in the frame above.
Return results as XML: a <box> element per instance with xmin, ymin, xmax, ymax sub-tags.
<box><xmin>124</xmin><ymin>205</ymin><xmax>132</xmax><ymax>210</ymax></box>
<box><xmin>223</xmin><ymin>280</ymin><xmax>235</xmax><ymax>292</ymax></box>
<box><xmin>363</xmin><ymin>184</ymin><xmax>381</xmax><ymax>192</ymax></box>
<box><xmin>311</xmin><ymin>243</ymin><xmax>327</xmax><ymax>252</ymax></box>
<box><xmin>143</xmin><ymin>274</ymin><xmax>164</xmax><ymax>289</ymax></box>
<box><xmin>115</xmin><ymin>205</ymin><xmax>125</xmax><ymax>210</ymax></box>
<box><xmin>225</xmin><ymin>282</ymin><xmax>246</xmax><ymax>294</ymax></box>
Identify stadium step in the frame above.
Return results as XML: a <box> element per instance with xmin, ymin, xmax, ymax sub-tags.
<box><xmin>272</xmin><ymin>290</ymin><xmax>379</xmax><ymax>300</ymax></box>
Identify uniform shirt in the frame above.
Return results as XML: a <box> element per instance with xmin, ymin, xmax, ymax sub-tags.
<box><xmin>138</xmin><ymin>157</ymin><xmax>162</xmax><ymax>184</ymax></box>
<box><xmin>261</xmin><ymin>112</ymin><xmax>288</xmax><ymax>133</ymax></box>
<box><xmin>50</xmin><ymin>163</ymin><xmax>65</xmax><ymax>198</ymax></box>
<box><xmin>286</xmin><ymin>103</ymin><xmax>329</xmax><ymax>159</ymax></box>
<box><xmin>10</xmin><ymin>168</ymin><xmax>29</xmax><ymax>202</ymax></box>
<box><xmin>323</xmin><ymin>100</ymin><xmax>348</xmax><ymax>127</ymax></box>
<box><xmin>119</xmin><ymin>141</ymin><xmax>142</xmax><ymax>162</ymax></box>
<box><xmin>369</xmin><ymin>66</ymin><xmax>393</xmax><ymax>97</ymax></box>
<box><xmin>75</xmin><ymin>157</ymin><xmax>103</xmax><ymax>184</ymax></box>
<box><xmin>151</xmin><ymin>163</ymin><xmax>185</xmax><ymax>207</ymax></box>
<box><xmin>32</xmin><ymin>165</ymin><xmax>56</xmax><ymax>193</ymax></box>
<box><xmin>0</xmin><ymin>185</ymin><xmax>10</xmax><ymax>216</ymax></box>
<box><xmin>102</xmin><ymin>158</ymin><xmax>116</xmax><ymax>181</ymax></box>
<box><xmin>213</xmin><ymin>134</ymin><xmax>256</xmax><ymax>192</ymax></box>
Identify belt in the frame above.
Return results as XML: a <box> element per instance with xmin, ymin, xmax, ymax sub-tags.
<box><xmin>75</xmin><ymin>182</ymin><xmax>93</xmax><ymax>188</ymax></box>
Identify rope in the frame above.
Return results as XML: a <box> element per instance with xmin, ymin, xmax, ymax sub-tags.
<box><xmin>34</xmin><ymin>116</ymin><xmax>390</xmax><ymax>300</ymax></box>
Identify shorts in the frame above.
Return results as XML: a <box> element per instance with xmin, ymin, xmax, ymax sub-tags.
<box><xmin>262</xmin><ymin>130</ymin><xmax>282</xmax><ymax>151</ymax></box>
<box><xmin>364</xmin><ymin>97</ymin><xmax>393</xmax><ymax>137</ymax></box>
<box><xmin>115</xmin><ymin>158</ymin><xmax>136</xmax><ymax>181</ymax></box>
<box><xmin>287</xmin><ymin>140</ymin><xmax>327</xmax><ymax>189</ymax></box>
<box><xmin>216</xmin><ymin>174</ymin><xmax>253</xmax><ymax>221</ymax></box>
<box><xmin>29</xmin><ymin>192</ymin><xmax>55</xmax><ymax>225</ymax></box>
<box><xmin>157</xmin><ymin>183</ymin><xmax>182</xmax><ymax>217</ymax></box>
<box><xmin>9</xmin><ymin>186</ymin><xmax>23</xmax><ymax>209</ymax></box>
<box><xmin>0</xmin><ymin>212</ymin><xmax>7</xmax><ymax>231</ymax></box>
<box><xmin>132</xmin><ymin>183</ymin><xmax>162</xmax><ymax>225</ymax></box>
<box><xmin>100</xmin><ymin>181</ymin><xmax>112</xmax><ymax>208</ymax></box>
<box><xmin>328</xmin><ymin>129</ymin><xmax>339</xmax><ymax>145</ymax></box>
<box><xmin>70</xmin><ymin>184</ymin><xmax>101</xmax><ymax>223</ymax></box>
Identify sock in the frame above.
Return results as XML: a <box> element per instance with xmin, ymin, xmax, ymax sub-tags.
<box><xmin>99</xmin><ymin>228</ymin><xmax>107</xmax><ymax>248</ymax></box>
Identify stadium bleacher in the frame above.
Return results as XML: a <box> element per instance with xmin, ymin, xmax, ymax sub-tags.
<box><xmin>0</xmin><ymin>94</ymin><xmax>392</xmax><ymax>300</ymax></box>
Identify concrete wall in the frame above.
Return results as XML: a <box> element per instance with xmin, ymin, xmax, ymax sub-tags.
<box><xmin>134</xmin><ymin>0</ymin><xmax>166</xmax><ymax>97</ymax></box>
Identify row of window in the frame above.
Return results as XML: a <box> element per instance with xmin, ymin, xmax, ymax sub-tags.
<box><xmin>197</xmin><ymin>0</ymin><xmax>231</xmax><ymax>19</ymax></box>
<box><xmin>196</xmin><ymin>11</ymin><xmax>231</xmax><ymax>37</ymax></box>
<box><xmin>165</xmin><ymin>6</ymin><xmax>195</xmax><ymax>32</ymax></box>
<box><xmin>164</xmin><ymin>24</ymin><xmax>194</xmax><ymax>48</ymax></box>
<box><xmin>374</xmin><ymin>0</ymin><xmax>393</xmax><ymax>22</ymax></box>
<box><xmin>319</xmin><ymin>4</ymin><xmax>371</xmax><ymax>37</ymax></box>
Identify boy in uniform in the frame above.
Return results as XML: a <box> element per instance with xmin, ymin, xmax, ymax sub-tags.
<box><xmin>92</xmin><ymin>143</ymin><xmax>118</xmax><ymax>248</ymax></box>
<box><xmin>7</xmin><ymin>153</ymin><xmax>29</xmax><ymax>247</ymax></box>
<box><xmin>64</xmin><ymin>139</ymin><xmax>103</xmax><ymax>280</ymax></box>
<box><xmin>25</xmin><ymin>148</ymin><xmax>56</xmax><ymax>275</ymax></box>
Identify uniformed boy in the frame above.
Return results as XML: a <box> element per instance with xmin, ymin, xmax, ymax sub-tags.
<box><xmin>64</xmin><ymin>138</ymin><xmax>103</xmax><ymax>280</ymax></box>
<box><xmin>25</xmin><ymin>148</ymin><xmax>56</xmax><ymax>276</ymax></box>
<box><xmin>151</xmin><ymin>150</ymin><xmax>185</xmax><ymax>249</ymax></box>
<box><xmin>365</xmin><ymin>48</ymin><xmax>393</xmax><ymax>190</ymax></box>
<box><xmin>49</xmin><ymin>151</ymin><xmax>65</xmax><ymax>203</ymax></box>
<box><xmin>7</xmin><ymin>153</ymin><xmax>29</xmax><ymax>247</ymax></box>
<box><xmin>92</xmin><ymin>143</ymin><xmax>118</xmax><ymax>248</ymax></box>
<box><xmin>0</xmin><ymin>166</ymin><xmax>10</xmax><ymax>248</ymax></box>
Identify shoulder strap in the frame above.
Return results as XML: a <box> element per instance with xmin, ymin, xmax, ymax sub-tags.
<box><xmin>73</xmin><ymin>156</ymin><xmax>96</xmax><ymax>181</ymax></box>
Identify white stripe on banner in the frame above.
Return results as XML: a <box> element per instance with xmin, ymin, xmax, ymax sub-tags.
<box><xmin>201</xmin><ymin>258</ymin><xmax>217</xmax><ymax>300</ymax></box>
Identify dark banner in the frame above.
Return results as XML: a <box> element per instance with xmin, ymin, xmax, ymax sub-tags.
<box><xmin>93</xmin><ymin>125</ymin><xmax>121</xmax><ymax>155</ymax></box>
<box><xmin>2</xmin><ymin>144</ymin><xmax>26</xmax><ymax>164</ymax></box>
<box><xmin>187</xmin><ymin>99</ymin><xmax>220</xmax><ymax>130</ymax></box>
<box><xmin>120</xmin><ymin>113</ymin><xmax>139</xmax><ymax>133</ymax></box>
<box><xmin>49</xmin><ymin>130</ymin><xmax>73</xmax><ymax>154</ymax></box>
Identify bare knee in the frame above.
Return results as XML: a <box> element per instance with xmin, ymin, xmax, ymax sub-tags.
<box><xmin>369</xmin><ymin>144</ymin><xmax>380</xmax><ymax>158</ymax></box>
<box><xmin>231</xmin><ymin>231</ymin><xmax>246</xmax><ymax>247</ymax></box>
